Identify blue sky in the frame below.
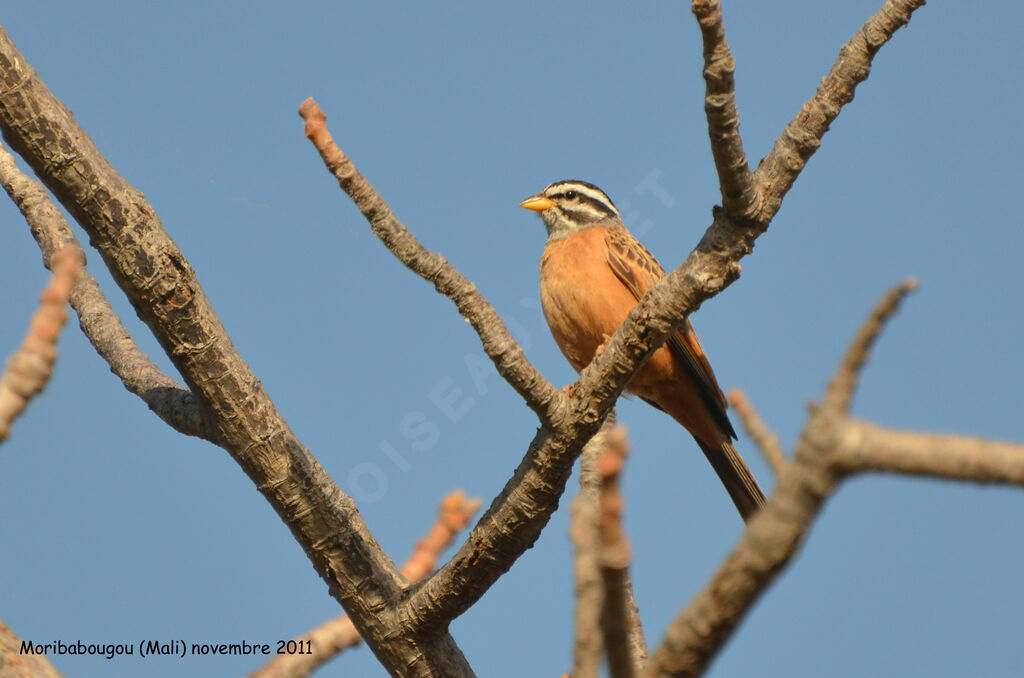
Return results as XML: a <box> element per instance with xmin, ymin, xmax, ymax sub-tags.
<box><xmin>1</xmin><ymin>2</ymin><xmax>1022</xmax><ymax>676</ymax></box>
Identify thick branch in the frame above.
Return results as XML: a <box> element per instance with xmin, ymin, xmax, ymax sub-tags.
<box><xmin>647</xmin><ymin>460</ymin><xmax>830</xmax><ymax>678</ymax></box>
<box><xmin>0</xmin><ymin>139</ymin><xmax>202</xmax><ymax>437</ymax></box>
<box><xmin>753</xmin><ymin>0</ymin><xmax>927</xmax><ymax>223</ymax></box>
<box><xmin>833</xmin><ymin>420</ymin><xmax>1024</xmax><ymax>483</ymax></box>
<box><xmin>397</xmin><ymin>205</ymin><xmax>762</xmax><ymax>634</ymax></box>
<box><xmin>251</xmin><ymin>491</ymin><xmax>481</xmax><ymax>678</ymax></box>
<box><xmin>297</xmin><ymin>79</ymin><xmax>762</xmax><ymax>635</ymax></box>
<box><xmin>0</xmin><ymin>248</ymin><xmax>78</xmax><ymax>443</ymax></box>
<box><xmin>0</xmin><ymin>26</ymin><xmax>473</xmax><ymax>676</ymax></box>
<box><xmin>691</xmin><ymin>0</ymin><xmax>758</xmax><ymax>221</ymax></box>
<box><xmin>299</xmin><ymin>99</ymin><xmax>656</xmax><ymax>636</ymax></box>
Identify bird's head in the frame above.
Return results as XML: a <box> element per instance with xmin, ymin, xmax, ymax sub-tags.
<box><xmin>519</xmin><ymin>180</ymin><xmax>621</xmax><ymax>241</ymax></box>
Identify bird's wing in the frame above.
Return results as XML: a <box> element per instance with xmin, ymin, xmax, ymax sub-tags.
<box><xmin>604</xmin><ymin>226</ymin><xmax>734</xmax><ymax>437</ymax></box>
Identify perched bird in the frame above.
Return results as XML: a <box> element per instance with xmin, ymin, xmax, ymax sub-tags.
<box><xmin>520</xmin><ymin>180</ymin><xmax>766</xmax><ymax>521</ymax></box>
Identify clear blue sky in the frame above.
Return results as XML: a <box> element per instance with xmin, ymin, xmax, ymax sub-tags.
<box><xmin>2</xmin><ymin>2</ymin><xmax>1022</xmax><ymax>676</ymax></box>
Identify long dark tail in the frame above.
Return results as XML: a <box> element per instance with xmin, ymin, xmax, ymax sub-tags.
<box><xmin>695</xmin><ymin>438</ymin><xmax>766</xmax><ymax>522</ymax></box>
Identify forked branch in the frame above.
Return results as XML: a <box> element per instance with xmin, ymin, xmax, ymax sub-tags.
<box><xmin>647</xmin><ymin>280</ymin><xmax>1024</xmax><ymax>678</ymax></box>
<box><xmin>0</xmin><ymin>25</ymin><xmax>474</xmax><ymax>676</ymax></box>
<box><xmin>0</xmin><ymin>139</ymin><xmax>202</xmax><ymax>437</ymax></box>
<box><xmin>251</xmin><ymin>490</ymin><xmax>481</xmax><ymax>678</ymax></box>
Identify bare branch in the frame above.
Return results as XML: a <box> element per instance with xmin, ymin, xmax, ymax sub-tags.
<box><xmin>571</xmin><ymin>421</ymin><xmax>647</xmax><ymax>678</ymax></box>
<box><xmin>299</xmin><ymin>100</ymin><xmax>647</xmax><ymax>641</ymax></box>
<box><xmin>823</xmin><ymin>277</ymin><xmax>918</xmax><ymax>414</ymax></box>
<box><xmin>648</xmin><ymin>279</ymin><xmax>1021</xmax><ymax>678</ymax></box>
<box><xmin>647</xmin><ymin>461</ymin><xmax>828</xmax><ymax>678</ymax></box>
<box><xmin>298</xmin><ymin>98</ymin><xmax>563</xmax><ymax>428</ymax></box>
<box><xmin>0</xmin><ymin>27</ymin><xmax>476</xmax><ymax>675</ymax></box>
<box><xmin>833</xmin><ymin>419</ymin><xmax>1024</xmax><ymax>483</ymax></box>
<box><xmin>251</xmin><ymin>490</ymin><xmax>481</xmax><ymax>678</ymax></box>
<box><xmin>299</xmin><ymin>98</ymin><xmax>612</xmax><ymax>636</ymax></box>
<box><xmin>691</xmin><ymin>0</ymin><xmax>758</xmax><ymax>221</ymax></box>
<box><xmin>571</xmin><ymin>422</ymin><xmax>613</xmax><ymax>678</ymax></box>
<box><xmin>596</xmin><ymin>426</ymin><xmax>647</xmax><ymax>678</ymax></box>
<box><xmin>648</xmin><ymin>417</ymin><xmax>1024</xmax><ymax>678</ymax></box>
<box><xmin>0</xmin><ymin>139</ymin><xmax>202</xmax><ymax>437</ymax></box>
<box><xmin>299</xmin><ymin>25</ymin><xmax>883</xmax><ymax>627</ymax></box>
<box><xmin>753</xmin><ymin>0</ymin><xmax>927</xmax><ymax>223</ymax></box>
<box><xmin>0</xmin><ymin>247</ymin><xmax>78</xmax><ymax>443</ymax></box>
<box><xmin>575</xmin><ymin>0</ymin><xmax>925</xmax><ymax>430</ymax></box>
<box><xmin>404</xmin><ymin>490</ymin><xmax>484</xmax><ymax>579</ymax></box>
<box><xmin>727</xmin><ymin>389</ymin><xmax>787</xmax><ymax>476</ymax></box>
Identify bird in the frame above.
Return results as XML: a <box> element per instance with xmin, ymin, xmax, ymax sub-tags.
<box><xmin>520</xmin><ymin>179</ymin><xmax>766</xmax><ymax>522</ymax></box>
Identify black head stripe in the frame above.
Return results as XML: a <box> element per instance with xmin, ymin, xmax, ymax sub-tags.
<box><xmin>544</xmin><ymin>180</ymin><xmax>618</xmax><ymax>217</ymax></box>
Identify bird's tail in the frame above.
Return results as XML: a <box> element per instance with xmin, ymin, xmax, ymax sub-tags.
<box><xmin>695</xmin><ymin>438</ymin><xmax>766</xmax><ymax>522</ymax></box>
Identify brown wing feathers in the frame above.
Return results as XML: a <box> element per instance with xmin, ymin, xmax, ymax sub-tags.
<box><xmin>603</xmin><ymin>227</ymin><xmax>735</xmax><ymax>440</ymax></box>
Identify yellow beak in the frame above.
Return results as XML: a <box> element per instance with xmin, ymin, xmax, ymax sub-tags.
<box><xmin>519</xmin><ymin>195</ymin><xmax>556</xmax><ymax>212</ymax></box>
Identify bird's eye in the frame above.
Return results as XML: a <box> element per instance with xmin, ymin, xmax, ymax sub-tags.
<box><xmin>565</xmin><ymin>190</ymin><xmax>577</xmax><ymax>200</ymax></box>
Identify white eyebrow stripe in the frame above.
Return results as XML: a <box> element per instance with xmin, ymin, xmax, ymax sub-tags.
<box><xmin>543</xmin><ymin>181</ymin><xmax>620</xmax><ymax>217</ymax></box>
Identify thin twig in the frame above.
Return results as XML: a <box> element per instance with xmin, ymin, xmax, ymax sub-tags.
<box><xmin>823</xmin><ymin>278</ymin><xmax>918</xmax><ymax>414</ymax></box>
<box><xmin>0</xmin><ymin>139</ymin><xmax>202</xmax><ymax>437</ymax></box>
<box><xmin>298</xmin><ymin>98</ymin><xmax>562</xmax><ymax>428</ymax></box>
<box><xmin>251</xmin><ymin>490</ymin><xmax>482</xmax><ymax>678</ymax></box>
<box><xmin>727</xmin><ymin>389</ymin><xmax>787</xmax><ymax>476</ymax></box>
<box><xmin>0</xmin><ymin>248</ymin><xmax>78</xmax><ymax>443</ymax></box>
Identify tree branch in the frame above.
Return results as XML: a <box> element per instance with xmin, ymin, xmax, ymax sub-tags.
<box><xmin>832</xmin><ymin>420</ymin><xmax>1024</xmax><ymax>483</ymax></box>
<box><xmin>570</xmin><ymin>426</ymin><xmax>607</xmax><ymax>678</ymax></box>
<box><xmin>823</xmin><ymin>277</ymin><xmax>918</xmax><ymax>414</ymax></box>
<box><xmin>251</xmin><ymin>490</ymin><xmax>481</xmax><ymax>678</ymax></box>
<box><xmin>647</xmin><ymin>278</ymin><xmax>1021</xmax><ymax>677</ymax></box>
<box><xmin>753</xmin><ymin>0</ymin><xmax>927</xmax><ymax>224</ymax></box>
<box><xmin>570</xmin><ymin>420</ymin><xmax>647</xmax><ymax>678</ymax></box>
<box><xmin>0</xmin><ymin>139</ymin><xmax>202</xmax><ymax>437</ymax></box>
<box><xmin>299</xmin><ymin>99</ymin><xmax>640</xmax><ymax>636</ymax></box>
<box><xmin>727</xmin><ymin>389</ymin><xmax>787</xmax><ymax>476</ymax></box>
<box><xmin>596</xmin><ymin>426</ymin><xmax>647</xmax><ymax>678</ymax></box>
<box><xmin>0</xmin><ymin>25</ymin><xmax>473</xmax><ymax>676</ymax></box>
<box><xmin>691</xmin><ymin>0</ymin><xmax>758</xmax><ymax>221</ymax></box>
<box><xmin>0</xmin><ymin>247</ymin><xmax>78</xmax><ymax>443</ymax></box>
<box><xmin>297</xmin><ymin>0</ymin><xmax>926</xmax><ymax>627</ymax></box>
<box><xmin>299</xmin><ymin>98</ymin><xmax>563</xmax><ymax>429</ymax></box>
<box><xmin>299</xmin><ymin>94</ymin><xmax>754</xmax><ymax>635</ymax></box>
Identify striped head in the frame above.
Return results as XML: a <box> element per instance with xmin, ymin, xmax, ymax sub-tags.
<box><xmin>519</xmin><ymin>180</ymin><xmax>622</xmax><ymax>241</ymax></box>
